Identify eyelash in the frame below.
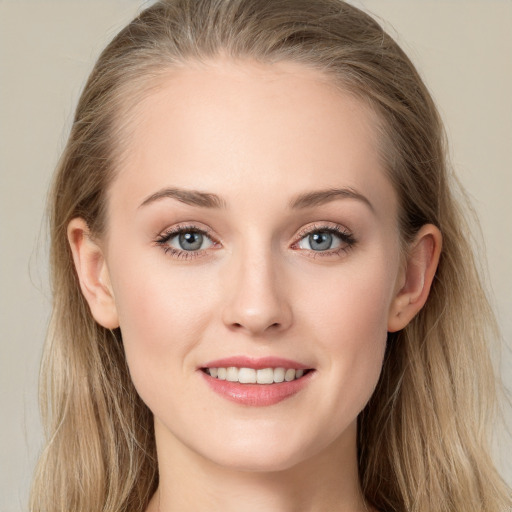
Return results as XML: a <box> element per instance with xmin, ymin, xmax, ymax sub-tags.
<box><xmin>154</xmin><ymin>224</ymin><xmax>219</xmax><ymax>260</ymax></box>
<box><xmin>291</xmin><ymin>223</ymin><xmax>357</xmax><ymax>258</ymax></box>
<box><xmin>154</xmin><ymin>223</ymin><xmax>356</xmax><ymax>260</ymax></box>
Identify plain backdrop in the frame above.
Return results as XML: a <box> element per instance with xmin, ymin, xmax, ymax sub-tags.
<box><xmin>1</xmin><ymin>1</ymin><xmax>511</xmax><ymax>510</ymax></box>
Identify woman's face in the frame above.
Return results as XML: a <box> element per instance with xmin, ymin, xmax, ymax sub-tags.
<box><xmin>101</xmin><ymin>59</ymin><xmax>404</xmax><ymax>471</ymax></box>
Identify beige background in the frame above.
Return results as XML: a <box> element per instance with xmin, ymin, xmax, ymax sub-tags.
<box><xmin>1</xmin><ymin>1</ymin><xmax>510</xmax><ymax>510</ymax></box>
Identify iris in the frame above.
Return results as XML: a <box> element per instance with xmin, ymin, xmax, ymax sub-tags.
<box><xmin>179</xmin><ymin>231</ymin><xmax>204</xmax><ymax>251</ymax></box>
<box><xmin>309</xmin><ymin>232</ymin><xmax>333</xmax><ymax>251</ymax></box>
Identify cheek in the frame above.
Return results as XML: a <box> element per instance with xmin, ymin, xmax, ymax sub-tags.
<box><xmin>296</xmin><ymin>257</ymin><xmax>395</xmax><ymax>405</ymax></box>
<box><xmin>107</xmin><ymin>253</ymin><xmax>217</xmax><ymax>395</ymax></box>
<box><xmin>300</xmin><ymin>254</ymin><xmax>395</xmax><ymax>341</ymax></box>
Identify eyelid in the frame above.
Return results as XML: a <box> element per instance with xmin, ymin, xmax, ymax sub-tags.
<box><xmin>154</xmin><ymin>222</ymin><xmax>221</xmax><ymax>259</ymax></box>
<box><xmin>155</xmin><ymin>223</ymin><xmax>218</xmax><ymax>243</ymax></box>
<box><xmin>293</xmin><ymin>222</ymin><xmax>353</xmax><ymax>241</ymax></box>
<box><xmin>290</xmin><ymin>222</ymin><xmax>356</xmax><ymax>254</ymax></box>
<box><xmin>153</xmin><ymin>221</ymin><xmax>356</xmax><ymax>260</ymax></box>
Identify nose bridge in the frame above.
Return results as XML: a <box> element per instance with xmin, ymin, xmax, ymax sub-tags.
<box><xmin>221</xmin><ymin>237</ymin><xmax>292</xmax><ymax>335</ymax></box>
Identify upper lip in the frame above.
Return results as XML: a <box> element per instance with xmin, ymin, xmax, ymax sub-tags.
<box><xmin>201</xmin><ymin>356</ymin><xmax>311</xmax><ymax>370</ymax></box>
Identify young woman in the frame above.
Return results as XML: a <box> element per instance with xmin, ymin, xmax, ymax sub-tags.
<box><xmin>30</xmin><ymin>0</ymin><xmax>511</xmax><ymax>511</ymax></box>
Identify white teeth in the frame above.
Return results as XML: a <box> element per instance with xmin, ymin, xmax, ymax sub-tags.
<box><xmin>256</xmin><ymin>368</ymin><xmax>274</xmax><ymax>384</ymax></box>
<box><xmin>273</xmin><ymin>367</ymin><xmax>285</xmax><ymax>383</ymax></box>
<box><xmin>238</xmin><ymin>367</ymin><xmax>257</xmax><ymax>383</ymax></box>
<box><xmin>206</xmin><ymin>366</ymin><xmax>307</xmax><ymax>384</ymax></box>
<box><xmin>284</xmin><ymin>369</ymin><xmax>296</xmax><ymax>381</ymax></box>
<box><xmin>226</xmin><ymin>367</ymin><xmax>238</xmax><ymax>382</ymax></box>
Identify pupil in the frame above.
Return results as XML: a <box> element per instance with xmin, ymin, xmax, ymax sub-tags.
<box><xmin>310</xmin><ymin>232</ymin><xmax>332</xmax><ymax>251</ymax></box>
<box><xmin>179</xmin><ymin>232</ymin><xmax>203</xmax><ymax>251</ymax></box>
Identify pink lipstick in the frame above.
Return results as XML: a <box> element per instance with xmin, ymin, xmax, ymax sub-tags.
<box><xmin>198</xmin><ymin>356</ymin><xmax>315</xmax><ymax>406</ymax></box>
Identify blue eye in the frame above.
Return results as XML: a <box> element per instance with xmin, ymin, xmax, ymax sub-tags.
<box><xmin>176</xmin><ymin>231</ymin><xmax>206</xmax><ymax>251</ymax></box>
<box><xmin>168</xmin><ymin>230</ymin><xmax>214</xmax><ymax>251</ymax></box>
<box><xmin>156</xmin><ymin>226</ymin><xmax>216</xmax><ymax>256</ymax></box>
<box><xmin>296</xmin><ymin>226</ymin><xmax>355</xmax><ymax>253</ymax></box>
<box><xmin>306</xmin><ymin>232</ymin><xmax>334</xmax><ymax>251</ymax></box>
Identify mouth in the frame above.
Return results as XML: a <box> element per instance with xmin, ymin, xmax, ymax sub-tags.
<box><xmin>201</xmin><ymin>366</ymin><xmax>312</xmax><ymax>384</ymax></box>
<box><xmin>199</xmin><ymin>357</ymin><xmax>315</xmax><ymax>406</ymax></box>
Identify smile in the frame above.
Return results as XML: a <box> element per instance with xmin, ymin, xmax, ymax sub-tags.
<box><xmin>199</xmin><ymin>357</ymin><xmax>315</xmax><ymax>406</ymax></box>
<box><xmin>202</xmin><ymin>367</ymin><xmax>308</xmax><ymax>384</ymax></box>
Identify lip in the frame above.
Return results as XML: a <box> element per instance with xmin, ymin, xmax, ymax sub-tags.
<box><xmin>199</xmin><ymin>356</ymin><xmax>315</xmax><ymax>407</ymax></box>
<box><xmin>201</xmin><ymin>356</ymin><xmax>310</xmax><ymax>370</ymax></box>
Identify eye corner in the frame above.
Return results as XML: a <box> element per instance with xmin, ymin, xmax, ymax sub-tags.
<box><xmin>290</xmin><ymin>222</ymin><xmax>357</xmax><ymax>257</ymax></box>
<box><xmin>153</xmin><ymin>222</ymin><xmax>221</xmax><ymax>260</ymax></box>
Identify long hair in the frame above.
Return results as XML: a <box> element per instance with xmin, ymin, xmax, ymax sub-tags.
<box><xmin>31</xmin><ymin>1</ymin><xmax>511</xmax><ymax>510</ymax></box>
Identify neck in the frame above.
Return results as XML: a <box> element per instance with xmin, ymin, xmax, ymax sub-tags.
<box><xmin>148</xmin><ymin>420</ymin><xmax>370</xmax><ymax>512</ymax></box>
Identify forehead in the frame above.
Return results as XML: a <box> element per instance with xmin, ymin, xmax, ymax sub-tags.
<box><xmin>110</xmin><ymin>58</ymin><xmax>395</xmax><ymax>217</ymax></box>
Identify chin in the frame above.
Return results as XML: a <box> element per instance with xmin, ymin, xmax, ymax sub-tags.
<box><xmin>196</xmin><ymin>427</ymin><xmax>328</xmax><ymax>474</ymax></box>
<box><xmin>210</xmin><ymin>447</ymin><xmax>308</xmax><ymax>473</ymax></box>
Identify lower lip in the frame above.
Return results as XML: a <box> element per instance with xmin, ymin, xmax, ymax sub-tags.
<box><xmin>200</xmin><ymin>370</ymin><xmax>315</xmax><ymax>406</ymax></box>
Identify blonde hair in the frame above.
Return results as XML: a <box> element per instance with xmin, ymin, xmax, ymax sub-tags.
<box><xmin>31</xmin><ymin>1</ymin><xmax>511</xmax><ymax>511</ymax></box>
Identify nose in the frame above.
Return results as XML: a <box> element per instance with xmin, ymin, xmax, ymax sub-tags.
<box><xmin>221</xmin><ymin>247</ymin><xmax>293</xmax><ymax>336</ymax></box>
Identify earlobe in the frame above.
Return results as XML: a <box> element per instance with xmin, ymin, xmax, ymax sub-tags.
<box><xmin>388</xmin><ymin>224</ymin><xmax>442</xmax><ymax>333</ymax></box>
<box><xmin>67</xmin><ymin>218</ymin><xmax>119</xmax><ymax>329</ymax></box>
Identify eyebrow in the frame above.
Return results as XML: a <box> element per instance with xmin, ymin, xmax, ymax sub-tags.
<box><xmin>290</xmin><ymin>187</ymin><xmax>374</xmax><ymax>212</ymax></box>
<box><xmin>139</xmin><ymin>187</ymin><xmax>227</xmax><ymax>209</ymax></box>
<box><xmin>139</xmin><ymin>186</ymin><xmax>374</xmax><ymax>212</ymax></box>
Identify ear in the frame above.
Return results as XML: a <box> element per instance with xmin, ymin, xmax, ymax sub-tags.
<box><xmin>67</xmin><ymin>218</ymin><xmax>119</xmax><ymax>329</ymax></box>
<box><xmin>388</xmin><ymin>224</ymin><xmax>442</xmax><ymax>332</ymax></box>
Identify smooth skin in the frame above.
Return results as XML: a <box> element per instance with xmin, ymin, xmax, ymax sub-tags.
<box><xmin>68</xmin><ymin>59</ymin><xmax>441</xmax><ymax>512</ymax></box>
